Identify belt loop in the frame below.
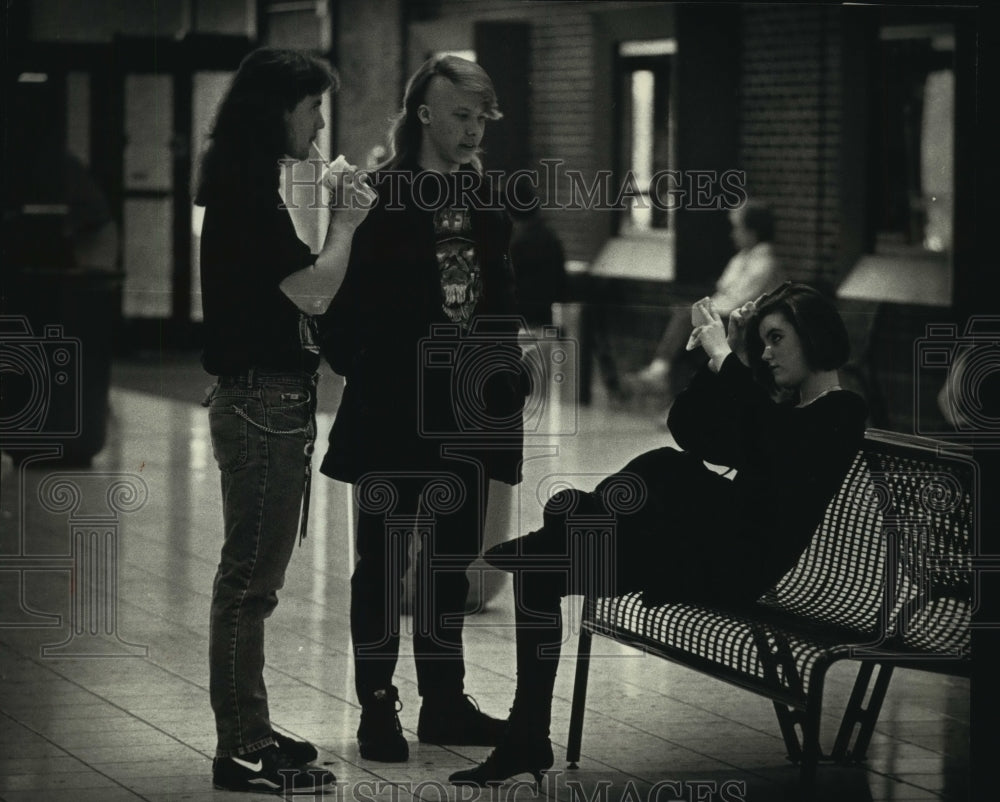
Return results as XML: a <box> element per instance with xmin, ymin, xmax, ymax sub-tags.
<box><xmin>246</xmin><ymin>367</ymin><xmax>255</xmax><ymax>389</ymax></box>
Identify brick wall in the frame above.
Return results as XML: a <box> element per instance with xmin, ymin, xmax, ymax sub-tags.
<box><xmin>407</xmin><ymin>1</ymin><xmax>660</xmax><ymax>265</ymax></box>
<box><xmin>335</xmin><ymin>0</ymin><xmax>403</xmax><ymax>169</ymax></box>
<box><xmin>401</xmin><ymin>1</ymin><xmax>850</xmax><ymax>285</ymax></box>
<box><xmin>738</xmin><ymin>5</ymin><xmax>843</xmax><ymax>288</ymax></box>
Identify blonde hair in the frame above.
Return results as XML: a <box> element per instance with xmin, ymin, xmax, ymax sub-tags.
<box><xmin>380</xmin><ymin>55</ymin><xmax>502</xmax><ymax>173</ymax></box>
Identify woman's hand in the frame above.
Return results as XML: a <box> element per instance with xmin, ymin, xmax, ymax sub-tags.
<box><xmin>726</xmin><ymin>299</ymin><xmax>757</xmax><ymax>366</ymax></box>
<box><xmin>688</xmin><ymin>297</ymin><xmax>731</xmax><ymax>371</ymax></box>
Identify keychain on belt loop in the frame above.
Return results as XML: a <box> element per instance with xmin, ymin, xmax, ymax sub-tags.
<box><xmin>299</xmin><ymin>439</ymin><xmax>315</xmax><ymax>545</ymax></box>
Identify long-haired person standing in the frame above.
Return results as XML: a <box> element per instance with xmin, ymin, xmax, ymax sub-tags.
<box><xmin>196</xmin><ymin>47</ymin><xmax>372</xmax><ymax>793</ymax></box>
<box><xmin>318</xmin><ymin>55</ymin><xmax>526</xmax><ymax>762</ymax></box>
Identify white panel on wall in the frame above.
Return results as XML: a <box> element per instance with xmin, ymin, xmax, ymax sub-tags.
<box><xmin>194</xmin><ymin>0</ymin><xmax>257</xmax><ymax>37</ymax></box>
<box><xmin>265</xmin><ymin>1</ymin><xmax>330</xmax><ymax>51</ymax></box>
<box><xmin>190</xmin><ymin>71</ymin><xmax>235</xmax><ymax>322</ymax></box>
<box><xmin>66</xmin><ymin>72</ymin><xmax>91</xmax><ymax>166</ymax></box>
<box><xmin>124</xmin><ymin>74</ymin><xmax>173</xmax><ymax>191</ymax></box>
<box><xmin>124</xmin><ymin>197</ymin><xmax>173</xmax><ymax>318</ymax></box>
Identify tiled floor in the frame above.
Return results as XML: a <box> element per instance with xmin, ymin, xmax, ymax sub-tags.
<box><xmin>0</xmin><ymin>355</ymin><xmax>970</xmax><ymax>801</ymax></box>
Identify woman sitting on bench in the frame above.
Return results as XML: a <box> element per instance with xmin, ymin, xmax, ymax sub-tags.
<box><xmin>449</xmin><ymin>282</ymin><xmax>868</xmax><ymax>787</ymax></box>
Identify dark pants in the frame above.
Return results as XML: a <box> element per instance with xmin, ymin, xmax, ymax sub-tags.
<box><xmin>208</xmin><ymin>371</ymin><xmax>317</xmax><ymax>757</ymax></box>
<box><xmin>506</xmin><ymin>476</ymin><xmax>646</xmax><ymax>738</ymax></box>
<box><xmin>504</xmin><ymin>447</ymin><xmax>751</xmax><ymax>739</ymax></box>
<box><xmin>351</xmin><ymin>459</ymin><xmax>487</xmax><ymax>702</ymax></box>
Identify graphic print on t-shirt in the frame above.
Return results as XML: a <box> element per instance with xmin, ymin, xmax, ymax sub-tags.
<box><xmin>434</xmin><ymin>207</ymin><xmax>481</xmax><ymax>329</ymax></box>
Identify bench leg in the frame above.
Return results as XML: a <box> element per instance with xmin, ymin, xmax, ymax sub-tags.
<box><xmin>831</xmin><ymin>662</ymin><xmax>895</xmax><ymax>763</ymax></box>
<box><xmin>797</xmin><ymin>668</ymin><xmax>830</xmax><ymax>799</ymax></box>
<box><xmin>772</xmin><ymin>701</ymin><xmax>804</xmax><ymax>763</ymax></box>
<box><xmin>565</xmin><ymin>625</ymin><xmax>593</xmax><ymax>768</ymax></box>
<box><xmin>758</xmin><ymin>630</ymin><xmax>808</xmax><ymax>764</ymax></box>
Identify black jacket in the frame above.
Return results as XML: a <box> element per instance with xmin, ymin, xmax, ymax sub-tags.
<box><xmin>616</xmin><ymin>354</ymin><xmax>869</xmax><ymax>605</ymax></box>
<box><xmin>318</xmin><ymin>166</ymin><xmax>526</xmax><ymax>485</ymax></box>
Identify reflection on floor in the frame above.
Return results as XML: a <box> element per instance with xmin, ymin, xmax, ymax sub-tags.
<box><xmin>0</xmin><ymin>356</ymin><xmax>969</xmax><ymax>801</ymax></box>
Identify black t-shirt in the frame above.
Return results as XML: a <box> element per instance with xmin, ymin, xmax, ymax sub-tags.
<box><xmin>433</xmin><ymin>205</ymin><xmax>481</xmax><ymax>331</ymax></box>
<box><xmin>199</xmin><ymin>188</ymin><xmax>319</xmax><ymax>375</ymax></box>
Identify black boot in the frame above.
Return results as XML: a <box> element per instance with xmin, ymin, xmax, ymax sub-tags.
<box><xmin>448</xmin><ymin>734</ymin><xmax>553</xmax><ymax>787</ymax></box>
<box><xmin>450</xmin><ymin>686</ymin><xmax>554</xmax><ymax>787</ymax></box>
<box><xmin>357</xmin><ymin>686</ymin><xmax>409</xmax><ymax>762</ymax></box>
<box><xmin>417</xmin><ymin>693</ymin><xmax>507</xmax><ymax>745</ymax></box>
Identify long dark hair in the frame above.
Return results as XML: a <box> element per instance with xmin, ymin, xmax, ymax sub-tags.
<box><xmin>194</xmin><ymin>48</ymin><xmax>337</xmax><ymax>205</ymax></box>
<box><xmin>379</xmin><ymin>54</ymin><xmax>501</xmax><ymax>173</ymax></box>
<box><xmin>746</xmin><ymin>282</ymin><xmax>850</xmax><ymax>392</ymax></box>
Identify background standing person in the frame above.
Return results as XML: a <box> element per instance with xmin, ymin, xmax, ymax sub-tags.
<box><xmin>450</xmin><ymin>283</ymin><xmax>867</xmax><ymax>786</ymax></box>
<box><xmin>632</xmin><ymin>200</ymin><xmax>786</xmax><ymax>407</ymax></box>
<box><xmin>196</xmin><ymin>46</ymin><xmax>372</xmax><ymax>794</ymax></box>
<box><xmin>318</xmin><ymin>55</ymin><xmax>526</xmax><ymax>763</ymax></box>
<box><xmin>507</xmin><ymin>178</ymin><xmax>567</xmax><ymax>332</ymax></box>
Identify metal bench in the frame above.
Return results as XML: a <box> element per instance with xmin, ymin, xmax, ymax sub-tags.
<box><xmin>565</xmin><ymin>429</ymin><xmax>973</xmax><ymax>792</ymax></box>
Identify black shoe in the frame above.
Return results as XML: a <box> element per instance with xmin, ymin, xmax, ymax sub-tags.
<box><xmin>212</xmin><ymin>744</ymin><xmax>335</xmax><ymax>794</ymax></box>
<box><xmin>417</xmin><ymin>694</ymin><xmax>508</xmax><ymax>746</ymax></box>
<box><xmin>272</xmin><ymin>731</ymin><xmax>318</xmax><ymax>764</ymax></box>
<box><xmin>358</xmin><ymin>686</ymin><xmax>409</xmax><ymax>762</ymax></box>
<box><xmin>449</xmin><ymin>736</ymin><xmax>554</xmax><ymax>787</ymax></box>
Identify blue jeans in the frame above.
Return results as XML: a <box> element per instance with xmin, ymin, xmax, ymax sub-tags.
<box><xmin>207</xmin><ymin>370</ymin><xmax>317</xmax><ymax>757</ymax></box>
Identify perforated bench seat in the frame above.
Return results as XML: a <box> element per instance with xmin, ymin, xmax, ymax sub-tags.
<box><xmin>566</xmin><ymin>430</ymin><xmax>973</xmax><ymax>792</ymax></box>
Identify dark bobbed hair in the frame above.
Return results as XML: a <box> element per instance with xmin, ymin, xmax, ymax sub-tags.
<box><xmin>379</xmin><ymin>54</ymin><xmax>502</xmax><ymax>173</ymax></box>
<box><xmin>745</xmin><ymin>282</ymin><xmax>851</xmax><ymax>388</ymax></box>
<box><xmin>734</xmin><ymin>200</ymin><xmax>776</xmax><ymax>243</ymax></box>
<box><xmin>195</xmin><ymin>47</ymin><xmax>337</xmax><ymax>205</ymax></box>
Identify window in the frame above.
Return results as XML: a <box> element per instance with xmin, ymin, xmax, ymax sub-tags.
<box><xmin>616</xmin><ymin>39</ymin><xmax>674</xmax><ymax>236</ymax></box>
<box><xmin>870</xmin><ymin>24</ymin><xmax>954</xmax><ymax>258</ymax></box>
